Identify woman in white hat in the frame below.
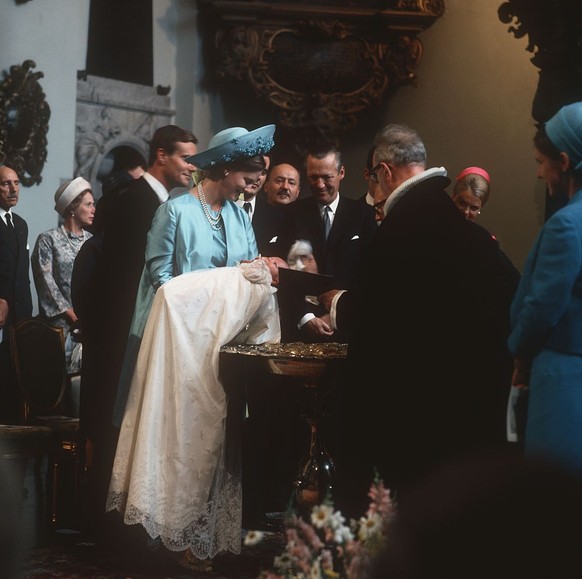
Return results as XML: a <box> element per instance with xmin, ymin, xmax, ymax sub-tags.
<box><xmin>31</xmin><ymin>177</ymin><xmax>94</xmax><ymax>372</ymax></box>
<box><xmin>107</xmin><ymin>124</ymin><xmax>276</xmax><ymax>569</ymax></box>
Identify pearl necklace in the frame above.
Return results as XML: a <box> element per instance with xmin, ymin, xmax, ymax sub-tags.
<box><xmin>197</xmin><ymin>181</ymin><xmax>223</xmax><ymax>231</ymax></box>
<box><xmin>61</xmin><ymin>225</ymin><xmax>85</xmax><ymax>252</ymax></box>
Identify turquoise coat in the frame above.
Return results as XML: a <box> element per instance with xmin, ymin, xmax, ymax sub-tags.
<box><xmin>113</xmin><ymin>192</ymin><xmax>258</xmax><ymax>424</ymax></box>
<box><xmin>508</xmin><ymin>187</ymin><xmax>582</xmax><ymax>478</ymax></box>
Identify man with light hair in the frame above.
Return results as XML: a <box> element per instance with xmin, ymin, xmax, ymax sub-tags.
<box><xmin>320</xmin><ymin>124</ymin><xmax>518</xmax><ymax>516</ymax></box>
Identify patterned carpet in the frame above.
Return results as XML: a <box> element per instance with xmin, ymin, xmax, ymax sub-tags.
<box><xmin>19</xmin><ymin>531</ymin><xmax>286</xmax><ymax>579</ymax></box>
<box><xmin>8</xmin><ymin>460</ymin><xmax>287</xmax><ymax>579</ymax></box>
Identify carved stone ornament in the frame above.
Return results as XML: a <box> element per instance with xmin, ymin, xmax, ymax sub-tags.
<box><xmin>197</xmin><ymin>0</ymin><xmax>444</xmax><ymax>150</ymax></box>
<box><xmin>0</xmin><ymin>60</ymin><xmax>51</xmax><ymax>186</ymax></box>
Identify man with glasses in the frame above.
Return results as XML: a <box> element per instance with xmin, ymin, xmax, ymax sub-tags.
<box><xmin>0</xmin><ymin>165</ymin><xmax>32</xmax><ymax>422</ymax></box>
<box><xmin>277</xmin><ymin>144</ymin><xmax>376</xmax><ymax>342</ymax></box>
<box><xmin>360</xmin><ymin>145</ymin><xmax>388</xmax><ymax>224</ymax></box>
<box><xmin>319</xmin><ymin>124</ymin><xmax>519</xmax><ymax>517</ymax></box>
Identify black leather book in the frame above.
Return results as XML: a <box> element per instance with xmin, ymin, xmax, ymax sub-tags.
<box><xmin>277</xmin><ymin>268</ymin><xmax>335</xmax><ymax>296</ymax></box>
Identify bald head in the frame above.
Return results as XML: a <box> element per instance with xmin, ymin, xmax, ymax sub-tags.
<box><xmin>0</xmin><ymin>166</ymin><xmax>20</xmax><ymax>211</ymax></box>
<box><xmin>264</xmin><ymin>163</ymin><xmax>301</xmax><ymax>205</ymax></box>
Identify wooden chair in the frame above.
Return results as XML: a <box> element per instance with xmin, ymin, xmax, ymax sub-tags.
<box><xmin>8</xmin><ymin>316</ymin><xmax>83</xmax><ymax>528</ymax></box>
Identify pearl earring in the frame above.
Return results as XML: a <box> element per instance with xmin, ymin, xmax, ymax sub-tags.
<box><xmin>224</xmin><ymin>171</ymin><xmax>229</xmax><ymax>177</ymax></box>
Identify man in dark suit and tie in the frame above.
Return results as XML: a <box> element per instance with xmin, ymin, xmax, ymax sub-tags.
<box><xmin>72</xmin><ymin>124</ymin><xmax>197</xmax><ymax>542</ymax></box>
<box><xmin>0</xmin><ymin>165</ymin><xmax>33</xmax><ymax>423</ymax></box>
<box><xmin>236</xmin><ymin>154</ymin><xmax>286</xmax><ymax>256</ymax></box>
<box><xmin>277</xmin><ymin>145</ymin><xmax>376</xmax><ymax>342</ymax></box>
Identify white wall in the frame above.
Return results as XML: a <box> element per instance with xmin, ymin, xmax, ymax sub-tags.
<box><xmin>0</xmin><ymin>0</ymin><xmax>90</xmax><ymax>314</ymax></box>
<box><xmin>154</xmin><ymin>0</ymin><xmax>224</xmax><ymax>149</ymax></box>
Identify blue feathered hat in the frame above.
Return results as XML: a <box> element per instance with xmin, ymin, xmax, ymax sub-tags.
<box><xmin>187</xmin><ymin>124</ymin><xmax>276</xmax><ymax>169</ymax></box>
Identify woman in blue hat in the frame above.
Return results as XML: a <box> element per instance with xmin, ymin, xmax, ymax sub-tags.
<box><xmin>107</xmin><ymin>125</ymin><xmax>277</xmax><ymax>569</ymax></box>
<box><xmin>509</xmin><ymin>102</ymin><xmax>582</xmax><ymax>480</ymax></box>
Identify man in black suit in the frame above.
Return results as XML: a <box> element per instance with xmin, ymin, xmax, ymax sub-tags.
<box><xmin>246</xmin><ymin>161</ymin><xmax>302</xmax><ymax>258</ymax></box>
<box><xmin>236</xmin><ymin>155</ymin><xmax>281</xmax><ymax>256</ymax></box>
<box><xmin>0</xmin><ymin>165</ymin><xmax>33</xmax><ymax>423</ymax></box>
<box><xmin>277</xmin><ymin>145</ymin><xmax>376</xmax><ymax>342</ymax></box>
<box><xmin>318</xmin><ymin>124</ymin><xmax>518</xmax><ymax>516</ymax></box>
<box><xmin>72</xmin><ymin>125</ymin><xmax>197</xmax><ymax>541</ymax></box>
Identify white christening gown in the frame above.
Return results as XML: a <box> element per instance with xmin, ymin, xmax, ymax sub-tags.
<box><xmin>106</xmin><ymin>260</ymin><xmax>280</xmax><ymax>558</ymax></box>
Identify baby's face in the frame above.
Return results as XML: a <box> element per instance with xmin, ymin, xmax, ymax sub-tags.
<box><xmin>262</xmin><ymin>256</ymin><xmax>289</xmax><ymax>285</ymax></box>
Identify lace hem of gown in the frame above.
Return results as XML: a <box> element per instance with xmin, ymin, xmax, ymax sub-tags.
<box><xmin>106</xmin><ymin>471</ymin><xmax>242</xmax><ymax>559</ymax></box>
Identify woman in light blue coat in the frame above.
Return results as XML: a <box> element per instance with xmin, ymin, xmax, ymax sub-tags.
<box><xmin>109</xmin><ymin>125</ymin><xmax>277</xmax><ymax>568</ymax></box>
<box><xmin>508</xmin><ymin>102</ymin><xmax>582</xmax><ymax>480</ymax></box>
<box><xmin>113</xmin><ymin>124</ymin><xmax>276</xmax><ymax>425</ymax></box>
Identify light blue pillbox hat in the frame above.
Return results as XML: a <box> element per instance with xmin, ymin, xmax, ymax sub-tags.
<box><xmin>545</xmin><ymin>102</ymin><xmax>582</xmax><ymax>172</ymax></box>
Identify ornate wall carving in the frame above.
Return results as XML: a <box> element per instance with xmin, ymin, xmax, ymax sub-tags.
<box><xmin>75</xmin><ymin>74</ymin><xmax>175</xmax><ymax>200</ymax></box>
<box><xmin>0</xmin><ymin>60</ymin><xmax>50</xmax><ymax>186</ymax></box>
<box><xmin>498</xmin><ymin>0</ymin><xmax>582</xmax><ymax>217</ymax></box>
<box><xmin>197</xmin><ymin>0</ymin><xmax>444</xmax><ymax>152</ymax></box>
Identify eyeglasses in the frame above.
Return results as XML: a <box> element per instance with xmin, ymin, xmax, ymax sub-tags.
<box><xmin>368</xmin><ymin>162</ymin><xmax>384</xmax><ymax>183</ymax></box>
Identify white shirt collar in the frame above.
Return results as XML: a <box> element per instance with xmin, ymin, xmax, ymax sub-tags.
<box><xmin>321</xmin><ymin>193</ymin><xmax>340</xmax><ymax>216</ymax></box>
<box><xmin>383</xmin><ymin>167</ymin><xmax>448</xmax><ymax>216</ymax></box>
<box><xmin>0</xmin><ymin>208</ymin><xmax>12</xmax><ymax>225</ymax></box>
<box><xmin>236</xmin><ymin>196</ymin><xmax>256</xmax><ymax>209</ymax></box>
<box><xmin>143</xmin><ymin>172</ymin><xmax>169</xmax><ymax>203</ymax></box>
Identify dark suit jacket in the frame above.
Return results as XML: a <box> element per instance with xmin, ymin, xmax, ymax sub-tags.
<box><xmin>332</xmin><ymin>175</ymin><xmax>519</xmax><ymax>511</ymax></box>
<box><xmin>250</xmin><ymin>194</ymin><xmax>285</xmax><ymax>257</ymax></box>
<box><xmin>75</xmin><ymin>176</ymin><xmax>163</xmax><ymax>439</ymax></box>
<box><xmin>0</xmin><ymin>212</ymin><xmax>32</xmax><ymax>329</ymax></box>
<box><xmin>278</xmin><ymin>194</ymin><xmax>376</xmax><ymax>286</ymax></box>
<box><xmin>276</xmin><ymin>194</ymin><xmax>376</xmax><ymax>341</ymax></box>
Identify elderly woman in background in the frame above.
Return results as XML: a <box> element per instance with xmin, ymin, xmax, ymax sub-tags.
<box><xmin>107</xmin><ymin>124</ymin><xmax>276</xmax><ymax>569</ymax></box>
<box><xmin>31</xmin><ymin>177</ymin><xmax>94</xmax><ymax>372</ymax></box>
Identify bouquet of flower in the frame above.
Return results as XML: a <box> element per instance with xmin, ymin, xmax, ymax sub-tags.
<box><xmin>245</xmin><ymin>475</ymin><xmax>395</xmax><ymax>579</ymax></box>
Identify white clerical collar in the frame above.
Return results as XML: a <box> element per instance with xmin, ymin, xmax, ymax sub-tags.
<box><xmin>143</xmin><ymin>172</ymin><xmax>170</xmax><ymax>203</ymax></box>
<box><xmin>383</xmin><ymin>167</ymin><xmax>448</xmax><ymax>215</ymax></box>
